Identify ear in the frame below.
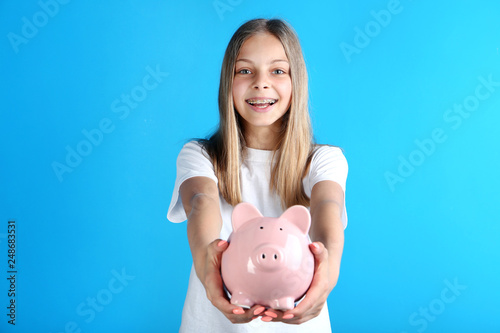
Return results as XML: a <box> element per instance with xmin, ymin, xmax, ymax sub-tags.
<box><xmin>279</xmin><ymin>205</ymin><xmax>311</xmax><ymax>235</ymax></box>
<box><xmin>232</xmin><ymin>202</ymin><xmax>263</xmax><ymax>232</ymax></box>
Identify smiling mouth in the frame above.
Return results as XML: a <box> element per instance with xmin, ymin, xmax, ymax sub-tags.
<box><xmin>246</xmin><ymin>98</ymin><xmax>278</xmax><ymax>108</ymax></box>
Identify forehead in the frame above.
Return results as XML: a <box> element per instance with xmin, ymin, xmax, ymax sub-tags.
<box><xmin>237</xmin><ymin>32</ymin><xmax>289</xmax><ymax>63</ymax></box>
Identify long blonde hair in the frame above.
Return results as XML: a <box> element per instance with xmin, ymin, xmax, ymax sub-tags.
<box><xmin>200</xmin><ymin>18</ymin><xmax>314</xmax><ymax>209</ymax></box>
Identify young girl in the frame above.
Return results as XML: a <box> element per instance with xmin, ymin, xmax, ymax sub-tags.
<box><xmin>167</xmin><ymin>18</ymin><xmax>348</xmax><ymax>332</ymax></box>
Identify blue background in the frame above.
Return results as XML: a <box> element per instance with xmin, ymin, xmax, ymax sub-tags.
<box><xmin>1</xmin><ymin>0</ymin><xmax>499</xmax><ymax>332</ymax></box>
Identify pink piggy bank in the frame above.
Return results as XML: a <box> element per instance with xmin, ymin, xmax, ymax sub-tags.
<box><xmin>221</xmin><ymin>202</ymin><xmax>314</xmax><ymax>310</ymax></box>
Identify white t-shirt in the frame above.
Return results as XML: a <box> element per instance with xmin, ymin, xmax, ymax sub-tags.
<box><xmin>167</xmin><ymin>141</ymin><xmax>348</xmax><ymax>333</ymax></box>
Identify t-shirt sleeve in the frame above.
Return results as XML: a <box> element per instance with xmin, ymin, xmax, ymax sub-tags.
<box><xmin>167</xmin><ymin>141</ymin><xmax>218</xmax><ymax>223</ymax></box>
<box><xmin>305</xmin><ymin>145</ymin><xmax>349</xmax><ymax>229</ymax></box>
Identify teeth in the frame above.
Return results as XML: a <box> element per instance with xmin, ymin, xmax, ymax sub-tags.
<box><xmin>247</xmin><ymin>99</ymin><xmax>277</xmax><ymax>105</ymax></box>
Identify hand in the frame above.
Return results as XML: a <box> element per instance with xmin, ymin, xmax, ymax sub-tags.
<box><xmin>201</xmin><ymin>239</ymin><xmax>267</xmax><ymax>323</ymax></box>
<box><xmin>261</xmin><ymin>241</ymin><xmax>339</xmax><ymax>324</ymax></box>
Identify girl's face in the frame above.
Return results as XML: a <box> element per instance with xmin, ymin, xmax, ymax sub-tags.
<box><xmin>232</xmin><ymin>32</ymin><xmax>292</xmax><ymax>134</ymax></box>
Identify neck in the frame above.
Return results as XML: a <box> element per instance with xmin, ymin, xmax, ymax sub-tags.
<box><xmin>243</xmin><ymin>124</ymin><xmax>281</xmax><ymax>150</ymax></box>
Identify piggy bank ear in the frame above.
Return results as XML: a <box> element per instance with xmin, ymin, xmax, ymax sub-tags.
<box><xmin>232</xmin><ymin>202</ymin><xmax>263</xmax><ymax>232</ymax></box>
<box><xmin>279</xmin><ymin>205</ymin><xmax>311</xmax><ymax>235</ymax></box>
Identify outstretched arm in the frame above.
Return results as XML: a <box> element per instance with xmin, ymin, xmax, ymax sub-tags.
<box><xmin>308</xmin><ymin>179</ymin><xmax>345</xmax><ymax>292</ymax></box>
<box><xmin>262</xmin><ymin>180</ymin><xmax>345</xmax><ymax>323</ymax></box>
<box><xmin>180</xmin><ymin>177</ymin><xmax>264</xmax><ymax>323</ymax></box>
<box><xmin>180</xmin><ymin>177</ymin><xmax>222</xmax><ymax>279</ymax></box>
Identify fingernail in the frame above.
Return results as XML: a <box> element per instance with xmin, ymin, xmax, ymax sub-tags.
<box><xmin>253</xmin><ymin>306</ymin><xmax>265</xmax><ymax>315</ymax></box>
<box><xmin>232</xmin><ymin>308</ymin><xmax>244</xmax><ymax>315</ymax></box>
<box><xmin>311</xmin><ymin>242</ymin><xmax>320</xmax><ymax>250</ymax></box>
<box><xmin>218</xmin><ymin>240</ymin><xmax>227</xmax><ymax>247</ymax></box>
<box><xmin>264</xmin><ymin>311</ymin><xmax>277</xmax><ymax>318</ymax></box>
<box><xmin>261</xmin><ymin>316</ymin><xmax>273</xmax><ymax>322</ymax></box>
<box><xmin>283</xmin><ymin>314</ymin><xmax>294</xmax><ymax>319</ymax></box>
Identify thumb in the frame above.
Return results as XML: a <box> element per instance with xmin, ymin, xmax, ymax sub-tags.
<box><xmin>309</xmin><ymin>242</ymin><xmax>328</xmax><ymax>263</ymax></box>
<box><xmin>209</xmin><ymin>239</ymin><xmax>229</xmax><ymax>257</ymax></box>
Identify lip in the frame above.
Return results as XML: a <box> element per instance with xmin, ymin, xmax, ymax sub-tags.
<box><xmin>245</xmin><ymin>97</ymin><xmax>278</xmax><ymax>113</ymax></box>
<box><xmin>245</xmin><ymin>96</ymin><xmax>278</xmax><ymax>102</ymax></box>
<box><xmin>247</xmin><ymin>103</ymin><xmax>274</xmax><ymax>113</ymax></box>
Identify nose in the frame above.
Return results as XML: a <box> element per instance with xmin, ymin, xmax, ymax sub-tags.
<box><xmin>253</xmin><ymin>72</ymin><xmax>269</xmax><ymax>89</ymax></box>
<box><xmin>253</xmin><ymin>245</ymin><xmax>285</xmax><ymax>271</ymax></box>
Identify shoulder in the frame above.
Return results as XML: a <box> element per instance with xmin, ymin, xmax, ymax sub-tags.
<box><xmin>311</xmin><ymin>144</ymin><xmax>347</xmax><ymax>167</ymax></box>
<box><xmin>176</xmin><ymin>140</ymin><xmax>213</xmax><ymax>166</ymax></box>
<box><xmin>305</xmin><ymin>144</ymin><xmax>348</xmax><ymax>192</ymax></box>
<box><xmin>181</xmin><ymin>140</ymin><xmax>205</xmax><ymax>151</ymax></box>
<box><xmin>178</xmin><ymin>140</ymin><xmax>208</xmax><ymax>157</ymax></box>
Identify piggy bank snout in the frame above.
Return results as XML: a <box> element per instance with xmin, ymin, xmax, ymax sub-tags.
<box><xmin>253</xmin><ymin>244</ymin><xmax>285</xmax><ymax>271</ymax></box>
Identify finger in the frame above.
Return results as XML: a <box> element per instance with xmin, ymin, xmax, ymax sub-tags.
<box><xmin>207</xmin><ymin>239</ymin><xmax>229</xmax><ymax>260</ymax></box>
<box><xmin>232</xmin><ymin>307</ymin><xmax>245</xmax><ymax>315</ymax></box>
<box><xmin>203</xmin><ymin>239</ymin><xmax>233</xmax><ymax>310</ymax></box>
<box><xmin>281</xmin><ymin>296</ymin><xmax>322</xmax><ymax>325</ymax></box>
<box><xmin>228</xmin><ymin>306</ymin><xmax>264</xmax><ymax>323</ymax></box>
<box><xmin>204</xmin><ymin>239</ymin><xmax>229</xmax><ymax>298</ymax></box>
<box><xmin>261</xmin><ymin>308</ymin><xmax>285</xmax><ymax>322</ymax></box>
<box><xmin>251</xmin><ymin>305</ymin><xmax>266</xmax><ymax>316</ymax></box>
<box><xmin>210</xmin><ymin>295</ymin><xmax>255</xmax><ymax>323</ymax></box>
<box><xmin>207</xmin><ymin>280</ymin><xmax>263</xmax><ymax>322</ymax></box>
<box><xmin>309</xmin><ymin>242</ymin><xmax>330</xmax><ymax>293</ymax></box>
<box><xmin>309</xmin><ymin>242</ymin><xmax>328</xmax><ymax>263</ymax></box>
<box><xmin>284</xmin><ymin>288</ymin><xmax>327</xmax><ymax>324</ymax></box>
<box><xmin>232</xmin><ymin>304</ymin><xmax>266</xmax><ymax>318</ymax></box>
<box><xmin>295</xmin><ymin>278</ymin><xmax>328</xmax><ymax>313</ymax></box>
<box><xmin>262</xmin><ymin>309</ymin><xmax>299</xmax><ymax>323</ymax></box>
<box><xmin>282</xmin><ymin>243</ymin><xmax>329</xmax><ymax>323</ymax></box>
<box><xmin>264</xmin><ymin>310</ymin><xmax>279</xmax><ymax>319</ymax></box>
<box><xmin>216</xmin><ymin>239</ymin><xmax>229</xmax><ymax>250</ymax></box>
<box><xmin>204</xmin><ymin>271</ymin><xmax>232</xmax><ymax>310</ymax></box>
<box><xmin>203</xmin><ymin>240</ymin><xmax>257</xmax><ymax>323</ymax></box>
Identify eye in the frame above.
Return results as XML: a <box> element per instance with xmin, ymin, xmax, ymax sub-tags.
<box><xmin>279</xmin><ymin>228</ymin><xmax>283</xmax><ymax>231</ymax></box>
<box><xmin>236</xmin><ymin>69</ymin><xmax>251</xmax><ymax>74</ymax></box>
<box><xmin>272</xmin><ymin>69</ymin><xmax>286</xmax><ymax>75</ymax></box>
<box><xmin>260</xmin><ymin>226</ymin><xmax>264</xmax><ymax>229</ymax></box>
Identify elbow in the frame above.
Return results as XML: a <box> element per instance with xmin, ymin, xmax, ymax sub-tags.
<box><xmin>179</xmin><ymin>177</ymin><xmax>219</xmax><ymax>217</ymax></box>
<box><xmin>309</xmin><ymin>200</ymin><xmax>344</xmax><ymax>244</ymax></box>
<box><xmin>190</xmin><ymin>192</ymin><xmax>218</xmax><ymax>213</ymax></box>
<box><xmin>311</xmin><ymin>199</ymin><xmax>343</xmax><ymax>221</ymax></box>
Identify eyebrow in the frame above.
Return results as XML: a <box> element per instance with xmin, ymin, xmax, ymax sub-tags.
<box><xmin>235</xmin><ymin>58</ymin><xmax>289</xmax><ymax>64</ymax></box>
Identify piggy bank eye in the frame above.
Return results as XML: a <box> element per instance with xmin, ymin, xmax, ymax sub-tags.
<box><xmin>260</xmin><ymin>226</ymin><xmax>264</xmax><ymax>229</ymax></box>
<box><xmin>279</xmin><ymin>228</ymin><xmax>283</xmax><ymax>231</ymax></box>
